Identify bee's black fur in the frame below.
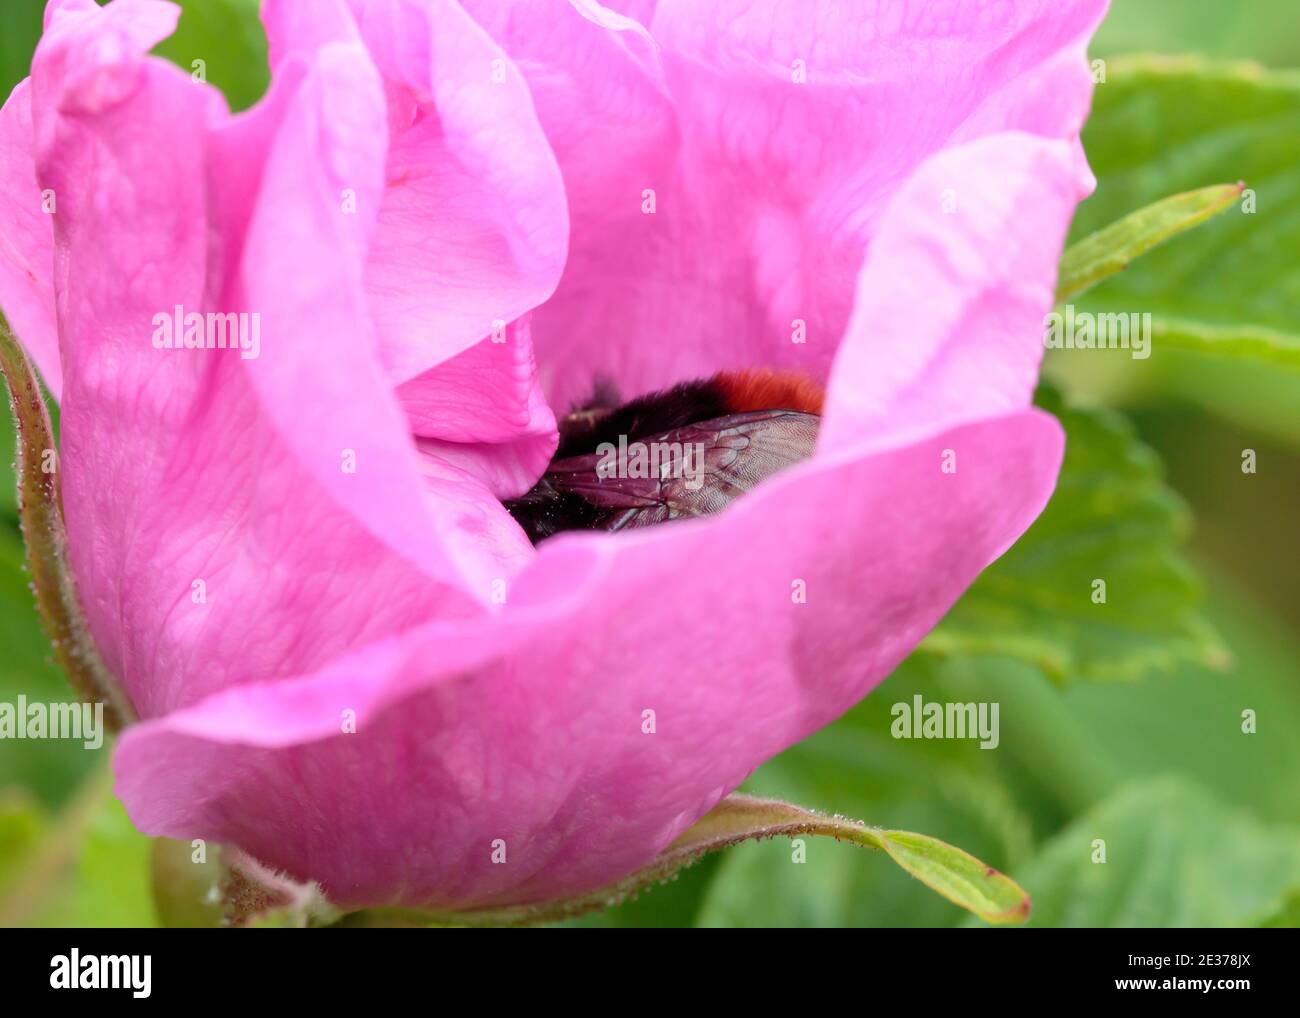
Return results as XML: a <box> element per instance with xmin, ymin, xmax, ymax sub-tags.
<box><xmin>500</xmin><ymin>478</ymin><xmax>605</xmax><ymax>544</ymax></box>
<box><xmin>505</xmin><ymin>376</ymin><xmax>818</xmax><ymax>544</ymax></box>
<box><xmin>553</xmin><ymin>378</ymin><xmax>731</xmax><ymax>458</ymax></box>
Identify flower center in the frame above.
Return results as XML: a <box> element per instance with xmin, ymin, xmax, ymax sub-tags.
<box><xmin>505</xmin><ymin>370</ymin><xmax>822</xmax><ymax>543</ymax></box>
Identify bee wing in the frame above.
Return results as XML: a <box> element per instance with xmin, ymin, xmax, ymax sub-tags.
<box><xmin>545</xmin><ymin>409</ymin><xmax>819</xmax><ymax>530</ymax></box>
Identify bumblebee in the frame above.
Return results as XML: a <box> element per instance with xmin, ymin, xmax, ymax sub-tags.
<box><xmin>506</xmin><ymin>369</ymin><xmax>822</xmax><ymax>543</ymax></box>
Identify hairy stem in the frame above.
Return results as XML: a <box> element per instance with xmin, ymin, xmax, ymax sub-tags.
<box><xmin>0</xmin><ymin>309</ymin><xmax>134</xmax><ymax>730</ymax></box>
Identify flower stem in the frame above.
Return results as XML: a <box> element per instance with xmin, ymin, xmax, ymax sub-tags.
<box><xmin>0</xmin><ymin>309</ymin><xmax>134</xmax><ymax>730</ymax></box>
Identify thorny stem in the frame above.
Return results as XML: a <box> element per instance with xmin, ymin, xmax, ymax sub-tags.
<box><xmin>0</xmin><ymin>308</ymin><xmax>134</xmax><ymax>730</ymax></box>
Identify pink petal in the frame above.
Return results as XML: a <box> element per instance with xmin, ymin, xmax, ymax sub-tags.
<box><xmin>115</xmin><ymin>410</ymin><xmax>1062</xmax><ymax>908</ymax></box>
<box><xmin>244</xmin><ymin>0</ymin><xmax>534</xmax><ymax>596</ymax></box>
<box><xmin>0</xmin><ymin>0</ymin><xmax>184</xmax><ymax>399</ymax></box>
<box><xmin>21</xmin><ymin>0</ymin><xmax>1109</xmax><ymax>914</ymax></box>
<box><xmin>820</xmin><ymin>133</ymin><xmax>1092</xmax><ymax>453</ymax></box>
<box><xmin>264</xmin><ymin>0</ymin><xmax>570</xmax><ymax>385</ymax></box>
<box><xmin>0</xmin><ymin>80</ymin><xmax>59</xmax><ymax>397</ymax></box>
<box><xmin>30</xmin><ymin>0</ymin><xmax>487</xmax><ymax>716</ymax></box>
<box><xmin>236</xmin><ymin>24</ymin><xmax>455</xmax><ymax>580</ymax></box>
<box><xmin>515</xmin><ymin>0</ymin><xmax>1106</xmax><ymax>410</ymax></box>
<box><xmin>463</xmin><ymin>0</ymin><xmax>678</xmax><ymax>410</ymax></box>
<box><xmin>400</xmin><ymin>318</ymin><xmax>558</xmax><ymax>500</ymax></box>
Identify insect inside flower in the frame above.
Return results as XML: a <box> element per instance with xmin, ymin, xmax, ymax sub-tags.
<box><xmin>506</xmin><ymin>369</ymin><xmax>824</xmax><ymax>543</ymax></box>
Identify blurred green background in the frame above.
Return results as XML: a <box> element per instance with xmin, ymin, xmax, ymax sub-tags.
<box><xmin>1</xmin><ymin>0</ymin><xmax>1298</xmax><ymax>927</ymax></box>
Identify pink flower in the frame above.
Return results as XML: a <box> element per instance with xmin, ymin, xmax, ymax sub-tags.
<box><xmin>0</xmin><ymin>0</ymin><xmax>1105</xmax><ymax>910</ymax></box>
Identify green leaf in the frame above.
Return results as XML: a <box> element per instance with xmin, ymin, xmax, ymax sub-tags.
<box><xmin>924</xmin><ymin>388</ymin><xmax>1226</xmax><ymax>682</ymax></box>
<box><xmin>0</xmin><ymin>528</ymin><xmax>100</xmax><ymax>805</ymax></box>
<box><xmin>0</xmin><ymin>789</ymin><xmax>46</xmax><ymax>893</ymax></box>
<box><xmin>151</xmin><ymin>838</ymin><xmax>225</xmax><ymax>929</ymax></box>
<box><xmin>972</xmin><ymin>778</ymin><xmax>1300</xmax><ymax>928</ymax></box>
<box><xmin>696</xmin><ymin>797</ymin><xmax>1027</xmax><ymax>929</ymax></box>
<box><xmin>678</xmin><ymin>796</ymin><xmax>1030</xmax><ymax>925</ymax></box>
<box><xmin>152</xmin><ymin>0</ymin><xmax>268</xmax><ymax>112</ymax></box>
<box><xmin>1144</xmin><ymin>318</ymin><xmax>1300</xmax><ymax>367</ymax></box>
<box><xmin>1091</xmin><ymin>0</ymin><xmax>1300</xmax><ymax>69</ymax></box>
<box><xmin>697</xmin><ymin>655</ymin><xmax>1070</xmax><ymax>928</ymax></box>
<box><xmin>1071</xmin><ymin>57</ymin><xmax>1300</xmax><ymax>366</ymax></box>
<box><xmin>350</xmin><ymin>792</ymin><xmax>1031</xmax><ymax>927</ymax></box>
<box><xmin>700</xmin><ymin>584</ymin><xmax>1300</xmax><ymax>927</ymax></box>
<box><xmin>0</xmin><ymin>766</ymin><xmax>158</xmax><ymax>928</ymax></box>
<box><xmin>1256</xmin><ymin>889</ymin><xmax>1300</xmax><ymax>928</ymax></box>
<box><xmin>1062</xmin><ymin>575</ymin><xmax>1300</xmax><ymax>825</ymax></box>
<box><xmin>1056</xmin><ymin>184</ymin><xmax>1243</xmax><ymax>303</ymax></box>
<box><xmin>0</xmin><ymin>0</ymin><xmax>42</xmax><ymax>102</ymax></box>
<box><xmin>867</xmin><ymin>827</ymin><xmax>1030</xmax><ymax>923</ymax></box>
